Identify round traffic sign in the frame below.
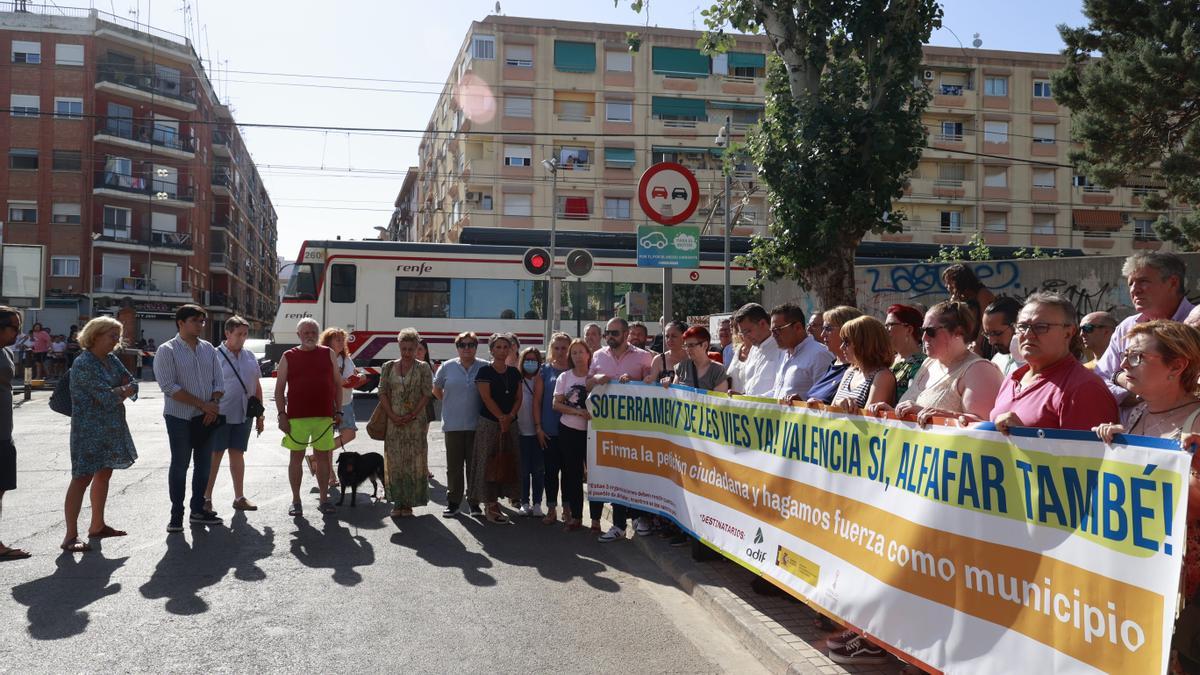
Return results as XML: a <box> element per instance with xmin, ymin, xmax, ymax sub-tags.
<box><xmin>637</xmin><ymin>162</ymin><xmax>700</xmax><ymax>226</ymax></box>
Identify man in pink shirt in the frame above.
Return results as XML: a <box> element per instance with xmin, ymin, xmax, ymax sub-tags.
<box><xmin>991</xmin><ymin>292</ymin><xmax>1118</xmax><ymax>433</ymax></box>
<box><xmin>588</xmin><ymin>317</ymin><xmax>654</xmax><ymax>542</ymax></box>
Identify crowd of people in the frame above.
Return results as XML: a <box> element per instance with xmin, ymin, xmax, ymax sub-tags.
<box><xmin>2</xmin><ymin>251</ymin><xmax>1200</xmax><ymax>670</ymax></box>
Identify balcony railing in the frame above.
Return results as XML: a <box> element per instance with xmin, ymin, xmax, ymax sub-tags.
<box><xmin>93</xmin><ymin>171</ymin><xmax>194</xmax><ymax>202</ymax></box>
<box><xmin>556</xmin><ymin>113</ymin><xmax>592</xmax><ymax>123</ymax></box>
<box><xmin>935</xmin><ymin>133</ymin><xmax>964</xmax><ymax>143</ymax></box>
<box><xmin>211</xmin><ymin>217</ymin><xmax>242</xmax><ymax>237</ymax></box>
<box><xmin>661</xmin><ymin>118</ymin><xmax>701</xmax><ymax>129</ymax></box>
<box><xmin>93</xmin><ymin>274</ymin><xmax>189</xmax><ymax>295</ymax></box>
<box><xmin>97</xmin><ymin>63</ymin><xmax>196</xmax><ymax>104</ymax></box>
<box><xmin>212</xmin><ymin>128</ymin><xmax>231</xmax><ymax>146</ymax></box>
<box><xmin>94</xmin><ymin>229</ymin><xmax>193</xmax><ymax>250</ymax></box>
<box><xmin>938</xmin><ymin>84</ymin><xmax>964</xmax><ymax>96</ymax></box>
<box><xmin>210</xmin><ymin>251</ymin><xmax>232</xmax><ymax>267</ymax></box>
<box><xmin>95</xmin><ymin>116</ymin><xmax>195</xmax><ymax>153</ymax></box>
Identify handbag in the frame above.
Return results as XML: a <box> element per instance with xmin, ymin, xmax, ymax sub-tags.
<box><xmin>219</xmin><ymin>346</ymin><xmax>265</xmax><ymax>419</ymax></box>
<box><xmin>366</xmin><ymin>361</ymin><xmax>393</xmax><ymax>441</ymax></box>
<box><xmin>49</xmin><ymin>370</ymin><xmax>72</xmax><ymax>416</ymax></box>
<box><xmin>485</xmin><ymin>424</ymin><xmax>519</xmax><ymax>484</ymax></box>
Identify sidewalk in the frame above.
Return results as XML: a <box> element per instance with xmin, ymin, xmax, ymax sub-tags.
<box><xmin>623</xmin><ymin>524</ymin><xmax>905</xmax><ymax>675</ymax></box>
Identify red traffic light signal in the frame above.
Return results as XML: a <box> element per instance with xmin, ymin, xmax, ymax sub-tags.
<box><xmin>523</xmin><ymin>247</ymin><xmax>552</xmax><ymax>276</ymax></box>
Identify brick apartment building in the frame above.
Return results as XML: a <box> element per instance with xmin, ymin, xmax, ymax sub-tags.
<box><xmin>398</xmin><ymin>15</ymin><xmax>1189</xmax><ymax>259</ymax></box>
<box><xmin>0</xmin><ymin>7</ymin><xmax>278</xmax><ymax>343</ymax></box>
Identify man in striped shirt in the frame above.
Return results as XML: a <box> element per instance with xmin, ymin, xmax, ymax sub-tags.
<box><xmin>154</xmin><ymin>304</ymin><xmax>225</xmax><ymax>533</ymax></box>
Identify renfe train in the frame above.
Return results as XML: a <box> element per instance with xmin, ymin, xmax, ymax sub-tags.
<box><xmin>268</xmin><ymin>228</ymin><xmax>758</xmax><ymax>385</ymax></box>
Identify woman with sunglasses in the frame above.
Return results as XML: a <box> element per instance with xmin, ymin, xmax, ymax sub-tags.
<box><xmin>432</xmin><ymin>331</ymin><xmax>484</xmax><ymax>517</ymax></box>
<box><xmin>866</xmin><ymin>301</ymin><xmax>1002</xmax><ymax>425</ymax></box>
<box><xmin>826</xmin><ymin>316</ymin><xmax>896</xmax><ymax>415</ymax></box>
<box><xmin>990</xmin><ymin>292</ymin><xmax>1117</xmax><ymax>433</ymax></box>
<box><xmin>646</xmin><ymin>321</ymin><xmax>688</xmax><ymax>385</ymax></box>
<box><xmin>672</xmin><ymin>326</ymin><xmax>729</xmax><ymax>392</ymax></box>
<box><xmin>805</xmin><ymin>306</ymin><xmax>863</xmax><ymax>404</ymax></box>
<box><xmin>471</xmin><ymin>333</ymin><xmax>523</xmax><ymax>523</ymax></box>
<box><xmin>884</xmin><ymin>304</ymin><xmax>926</xmax><ymax>399</ymax></box>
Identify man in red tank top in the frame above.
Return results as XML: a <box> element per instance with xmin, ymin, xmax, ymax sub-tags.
<box><xmin>275</xmin><ymin>318</ymin><xmax>342</xmax><ymax>516</ymax></box>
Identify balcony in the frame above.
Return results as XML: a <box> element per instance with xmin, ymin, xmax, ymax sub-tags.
<box><xmin>92</xmin><ymin>172</ymin><xmax>194</xmax><ymax>209</ymax></box>
<box><xmin>93</xmin><ymin>274</ymin><xmax>191</xmax><ymax>297</ymax></box>
<box><xmin>211</xmin><ymin>217</ymin><xmax>242</xmax><ymax>238</ymax></box>
<box><xmin>93</xmin><ymin>228</ymin><xmax>194</xmax><ymax>256</ymax></box>
<box><xmin>211</xmin><ymin>171</ymin><xmax>236</xmax><ymax>198</ymax></box>
<box><xmin>210</xmin><ymin>251</ymin><xmax>233</xmax><ymax>273</ymax></box>
<box><xmin>94</xmin><ymin>116</ymin><xmax>195</xmax><ymax>160</ymax></box>
<box><xmin>211</xmin><ymin>128</ymin><xmax>232</xmax><ymax>156</ymax></box>
<box><xmin>95</xmin><ymin>64</ymin><xmax>197</xmax><ymax>112</ymax></box>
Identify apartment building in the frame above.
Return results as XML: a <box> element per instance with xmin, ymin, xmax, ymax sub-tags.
<box><xmin>401</xmin><ymin>15</ymin><xmax>1184</xmax><ymax>258</ymax></box>
<box><xmin>0</xmin><ymin>6</ymin><xmax>278</xmax><ymax>343</ymax></box>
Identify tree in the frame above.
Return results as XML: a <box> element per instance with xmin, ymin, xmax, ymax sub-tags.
<box><xmin>1054</xmin><ymin>2</ymin><xmax>1200</xmax><ymax>248</ymax></box>
<box><xmin>624</xmin><ymin>1</ymin><xmax>942</xmax><ymax>307</ymax></box>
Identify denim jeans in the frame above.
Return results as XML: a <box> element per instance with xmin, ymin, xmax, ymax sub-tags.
<box><xmin>165</xmin><ymin>415</ymin><xmax>217</xmax><ymax>517</ymax></box>
<box><xmin>518</xmin><ymin>434</ymin><xmax>545</xmax><ymax>506</ymax></box>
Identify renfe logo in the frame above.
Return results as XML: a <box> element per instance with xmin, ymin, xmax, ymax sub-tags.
<box><xmin>396</xmin><ymin>262</ymin><xmax>434</xmax><ymax>276</ymax></box>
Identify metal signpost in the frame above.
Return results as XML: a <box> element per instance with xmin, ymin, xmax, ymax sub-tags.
<box><xmin>636</xmin><ymin>162</ymin><xmax>700</xmax><ymax>324</ymax></box>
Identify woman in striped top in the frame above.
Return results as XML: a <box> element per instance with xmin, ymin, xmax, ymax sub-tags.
<box><xmin>827</xmin><ymin>316</ymin><xmax>896</xmax><ymax>415</ymax></box>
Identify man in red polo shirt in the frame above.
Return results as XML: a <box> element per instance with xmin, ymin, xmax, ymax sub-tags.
<box><xmin>991</xmin><ymin>292</ymin><xmax>1118</xmax><ymax>433</ymax></box>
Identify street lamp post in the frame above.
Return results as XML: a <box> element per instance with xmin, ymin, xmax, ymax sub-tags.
<box><xmin>541</xmin><ymin>157</ymin><xmax>560</xmax><ymax>343</ymax></box>
<box><xmin>715</xmin><ymin>116</ymin><xmax>733</xmax><ymax>313</ymax></box>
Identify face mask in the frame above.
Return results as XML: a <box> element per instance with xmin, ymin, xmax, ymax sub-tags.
<box><xmin>522</xmin><ymin>360</ymin><xmax>539</xmax><ymax>374</ymax></box>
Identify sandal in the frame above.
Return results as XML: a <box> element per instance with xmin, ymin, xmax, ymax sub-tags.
<box><xmin>0</xmin><ymin>546</ymin><xmax>31</xmax><ymax>561</ymax></box>
<box><xmin>60</xmin><ymin>538</ymin><xmax>92</xmax><ymax>553</ymax></box>
<box><xmin>542</xmin><ymin>507</ymin><xmax>558</xmax><ymax>525</ymax></box>
<box><xmin>87</xmin><ymin>525</ymin><xmax>127</xmax><ymax>539</ymax></box>
<box><xmin>319</xmin><ymin>501</ymin><xmax>337</xmax><ymax>515</ymax></box>
<box><xmin>288</xmin><ymin>501</ymin><xmax>303</xmax><ymax>517</ymax></box>
<box><xmin>485</xmin><ymin>507</ymin><xmax>509</xmax><ymax>523</ymax></box>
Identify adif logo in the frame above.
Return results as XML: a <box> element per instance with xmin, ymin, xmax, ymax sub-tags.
<box><xmin>754</xmin><ymin>528</ymin><xmax>764</xmax><ymax>545</ymax></box>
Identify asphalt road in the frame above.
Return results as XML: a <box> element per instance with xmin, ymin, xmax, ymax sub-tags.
<box><xmin>0</xmin><ymin>381</ymin><xmax>765</xmax><ymax>674</ymax></box>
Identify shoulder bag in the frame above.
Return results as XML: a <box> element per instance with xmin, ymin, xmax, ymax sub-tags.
<box><xmin>219</xmin><ymin>346</ymin><xmax>265</xmax><ymax>419</ymax></box>
<box><xmin>49</xmin><ymin>370</ymin><xmax>72</xmax><ymax>416</ymax></box>
<box><xmin>366</xmin><ymin>361</ymin><xmax>393</xmax><ymax>441</ymax></box>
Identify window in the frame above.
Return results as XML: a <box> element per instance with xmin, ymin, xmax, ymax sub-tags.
<box><xmin>557</xmin><ymin>195</ymin><xmax>591</xmax><ymax>219</ymax></box>
<box><xmin>55</xmin><ymin>43</ymin><xmax>84</xmax><ymax>66</ymax></box>
<box><xmin>53</xmin><ymin>97</ymin><xmax>82</xmax><ymax>119</ymax></box>
<box><xmin>503</xmin><ymin>193</ymin><xmax>532</xmax><ymax>217</ymax></box>
<box><xmin>557</xmin><ymin>99</ymin><xmax>590</xmax><ymax>121</ymax></box>
<box><xmin>554</xmin><ymin>40</ymin><xmax>596</xmax><ymax>73</ymax></box>
<box><xmin>1033</xmin><ymin>169</ymin><xmax>1056</xmax><ymax>188</ymax></box>
<box><xmin>1134</xmin><ymin>218</ymin><xmax>1159</xmax><ymax>240</ymax></box>
<box><xmin>8</xmin><ymin>202</ymin><xmax>37</xmax><ymax>223</ymax></box>
<box><xmin>605</xmin><ymin>101</ymin><xmax>632</xmax><ymax>122</ymax></box>
<box><xmin>606</xmin><ymin>51</ymin><xmax>632</xmax><ymax>72</ymax></box>
<box><xmin>939</xmin><ymin>121</ymin><xmax>963</xmax><ymax>140</ymax></box>
<box><xmin>52</xmin><ymin>150</ymin><xmax>81</xmax><ymax>171</ymax></box>
<box><xmin>503</xmin><ymin>145</ymin><xmax>531</xmax><ymax>167</ymax></box>
<box><xmin>1033</xmin><ymin>213</ymin><xmax>1056</xmax><ymax>235</ymax></box>
<box><xmin>504</xmin><ymin>44</ymin><xmax>532</xmax><ymax>67</ymax></box>
<box><xmin>103</xmin><ymin>206</ymin><xmax>131</xmax><ymax>236</ymax></box>
<box><xmin>504</xmin><ymin>95</ymin><xmax>532</xmax><ymax>118</ymax></box>
<box><xmin>651</xmin><ymin>46</ymin><xmax>708</xmax><ymax>77</ymax></box>
<box><xmin>984</xmin><ymin>211</ymin><xmax>1007</xmax><ymax>232</ymax></box>
<box><xmin>152</xmin><ymin>165</ymin><xmax>178</xmax><ymax>197</ymax></box>
<box><xmin>471</xmin><ymin>35</ymin><xmax>496</xmax><ymax>60</ymax></box>
<box><xmin>9</xmin><ymin>148</ymin><xmax>37</xmax><ymax>170</ymax></box>
<box><xmin>330</xmin><ymin>264</ymin><xmax>357</xmax><ymax>303</ymax></box>
<box><xmin>153</xmin><ymin>65</ymin><xmax>182</xmax><ymax>96</ymax></box>
<box><xmin>983</xmin><ymin>120</ymin><xmax>1009</xmax><ymax>143</ymax></box>
<box><xmin>1032</xmin><ymin>124</ymin><xmax>1056</xmax><ymax>144</ymax></box>
<box><xmin>52</xmin><ymin>203</ymin><xmax>81</xmax><ymax>224</ymax></box>
<box><xmin>605</xmin><ymin>147</ymin><xmax>636</xmax><ymax>168</ymax></box>
<box><xmin>984</xmin><ymin>77</ymin><xmax>1008</xmax><ymax>96</ymax></box>
<box><xmin>984</xmin><ymin>166</ymin><xmax>1007</xmax><ymax>188</ymax></box>
<box><xmin>604</xmin><ymin>197</ymin><xmax>631</xmax><ymax>220</ymax></box>
<box><xmin>106</xmin><ymin>102</ymin><xmax>133</xmax><ymax>138</ymax></box>
<box><xmin>1033</xmin><ymin>80</ymin><xmax>1053</xmax><ymax>98</ymax></box>
<box><xmin>939</xmin><ymin>211</ymin><xmax>962</xmax><ymax>232</ymax></box>
<box><xmin>395</xmin><ymin>278</ymin><xmax>450</xmax><ymax>318</ymax></box>
<box><xmin>937</xmin><ymin>163</ymin><xmax>966</xmax><ymax>182</ymax></box>
<box><xmin>51</xmin><ymin>256</ymin><xmax>80</xmax><ymax>277</ymax></box>
<box><xmin>480</xmin><ymin>194</ymin><xmax>493</xmax><ymax>210</ymax></box>
<box><xmin>559</xmin><ymin>146</ymin><xmax>590</xmax><ymax>168</ymax></box>
<box><xmin>12</xmin><ymin>40</ymin><xmax>41</xmax><ymax>64</ymax></box>
<box><xmin>10</xmin><ymin>94</ymin><xmax>38</xmax><ymax>117</ymax></box>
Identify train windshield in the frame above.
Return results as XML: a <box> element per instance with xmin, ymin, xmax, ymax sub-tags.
<box><xmin>283</xmin><ymin>263</ymin><xmax>321</xmax><ymax>300</ymax></box>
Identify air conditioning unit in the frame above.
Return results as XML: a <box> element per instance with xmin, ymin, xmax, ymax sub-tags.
<box><xmin>922</xmin><ymin>69</ymin><xmax>935</xmax><ymax>81</ymax></box>
<box><xmin>465</xmin><ymin>191</ymin><xmax>482</xmax><ymax>203</ymax></box>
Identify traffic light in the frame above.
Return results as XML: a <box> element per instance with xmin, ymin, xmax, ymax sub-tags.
<box><xmin>522</xmin><ymin>247</ymin><xmax>551</xmax><ymax>276</ymax></box>
<box><xmin>566</xmin><ymin>248</ymin><xmax>594</xmax><ymax>277</ymax></box>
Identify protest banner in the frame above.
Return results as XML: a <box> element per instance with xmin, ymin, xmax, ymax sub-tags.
<box><xmin>586</xmin><ymin>382</ymin><xmax>1190</xmax><ymax>674</ymax></box>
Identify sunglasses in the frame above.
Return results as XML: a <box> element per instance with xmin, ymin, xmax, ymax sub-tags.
<box><xmin>769</xmin><ymin>322</ymin><xmax>795</xmax><ymax>336</ymax></box>
<box><xmin>456</xmin><ymin>342</ymin><xmax>477</xmax><ymax>348</ymax></box>
<box><xmin>1122</xmin><ymin>350</ymin><xmax>1163</xmax><ymax>368</ymax></box>
<box><xmin>919</xmin><ymin>326</ymin><xmax>945</xmax><ymax>338</ymax></box>
<box><xmin>1080</xmin><ymin>323</ymin><xmax>1112</xmax><ymax>334</ymax></box>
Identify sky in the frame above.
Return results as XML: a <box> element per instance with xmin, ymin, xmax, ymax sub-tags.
<box><xmin>101</xmin><ymin>0</ymin><xmax>1090</xmax><ymax>259</ymax></box>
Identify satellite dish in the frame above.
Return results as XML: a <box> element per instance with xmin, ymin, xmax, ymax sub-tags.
<box><xmin>494</xmin><ymin>1</ymin><xmax>501</xmax><ymax>14</ymax></box>
<box><xmin>972</xmin><ymin>33</ymin><xmax>983</xmax><ymax>48</ymax></box>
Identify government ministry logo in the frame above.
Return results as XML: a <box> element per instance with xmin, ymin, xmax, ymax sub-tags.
<box><xmin>754</xmin><ymin>528</ymin><xmax>764</xmax><ymax>545</ymax></box>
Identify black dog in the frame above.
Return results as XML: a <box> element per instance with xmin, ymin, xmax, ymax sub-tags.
<box><xmin>335</xmin><ymin>452</ymin><xmax>386</xmax><ymax>507</ymax></box>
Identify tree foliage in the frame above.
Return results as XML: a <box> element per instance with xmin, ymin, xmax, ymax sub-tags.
<box><xmin>1054</xmin><ymin>1</ymin><xmax>1200</xmax><ymax>249</ymax></box>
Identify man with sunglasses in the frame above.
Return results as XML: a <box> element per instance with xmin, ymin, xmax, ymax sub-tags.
<box><xmin>433</xmin><ymin>331</ymin><xmax>485</xmax><ymax>517</ymax></box>
<box><xmin>1079</xmin><ymin>311</ymin><xmax>1117</xmax><ymax>370</ymax></box>
<box><xmin>1096</xmin><ymin>252</ymin><xmax>1193</xmax><ymax>404</ymax></box>
<box><xmin>0</xmin><ymin>306</ymin><xmax>27</xmax><ymax>560</ymax></box>
<box><xmin>732</xmin><ymin>303</ymin><xmax>786</xmax><ymax>397</ymax></box>
<box><xmin>770</xmin><ymin>303</ymin><xmax>833</xmax><ymax>401</ymax></box>
<box><xmin>982</xmin><ymin>297</ymin><xmax>1024</xmax><ymax>376</ymax></box>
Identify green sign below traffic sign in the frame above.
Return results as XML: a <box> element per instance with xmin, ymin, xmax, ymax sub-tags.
<box><xmin>636</xmin><ymin>225</ymin><xmax>700</xmax><ymax>269</ymax></box>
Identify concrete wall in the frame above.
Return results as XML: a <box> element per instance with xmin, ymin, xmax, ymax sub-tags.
<box><xmin>763</xmin><ymin>253</ymin><xmax>1200</xmax><ymax>322</ymax></box>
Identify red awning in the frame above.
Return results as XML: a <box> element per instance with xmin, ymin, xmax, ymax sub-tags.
<box><xmin>563</xmin><ymin>197</ymin><xmax>590</xmax><ymax>219</ymax></box>
<box><xmin>1072</xmin><ymin>209</ymin><xmax>1123</xmax><ymax>232</ymax></box>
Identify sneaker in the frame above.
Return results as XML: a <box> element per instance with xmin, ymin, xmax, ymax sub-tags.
<box><xmin>468</xmin><ymin>502</ymin><xmax>484</xmax><ymax>517</ymax></box>
<box><xmin>669</xmin><ymin>533</ymin><xmax>690</xmax><ymax>547</ymax></box>
<box><xmin>827</xmin><ymin>636</ymin><xmax>888</xmax><ymax>665</ymax></box>
<box><xmin>530</xmin><ymin>504</ymin><xmax>544</xmax><ymax>518</ymax></box>
<box><xmin>442</xmin><ymin>503</ymin><xmax>460</xmax><ymax>518</ymax></box>
<box><xmin>517</xmin><ymin>504</ymin><xmax>532</xmax><ymax>517</ymax></box>
<box><xmin>826</xmin><ymin>628</ymin><xmax>859</xmax><ymax>651</ymax></box>
<box><xmin>189</xmin><ymin>510</ymin><xmax>222</xmax><ymax>525</ymax></box>
<box><xmin>167</xmin><ymin>516</ymin><xmax>184</xmax><ymax>533</ymax></box>
<box><xmin>598</xmin><ymin>525</ymin><xmax>625</xmax><ymax>543</ymax></box>
<box><xmin>634</xmin><ymin>517</ymin><xmax>653</xmax><ymax>536</ymax></box>
<box><xmin>288</xmin><ymin>501</ymin><xmax>303</xmax><ymax>517</ymax></box>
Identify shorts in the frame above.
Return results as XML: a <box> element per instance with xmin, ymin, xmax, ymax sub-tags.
<box><xmin>0</xmin><ymin>438</ymin><xmax>14</xmax><ymax>491</ymax></box>
<box><xmin>281</xmin><ymin>416</ymin><xmax>337</xmax><ymax>452</ymax></box>
<box><xmin>32</xmin><ymin>352</ymin><xmax>45</xmax><ymax>364</ymax></box>
<box><xmin>338</xmin><ymin>402</ymin><xmax>357</xmax><ymax>431</ymax></box>
<box><xmin>212</xmin><ymin>419</ymin><xmax>253</xmax><ymax>452</ymax></box>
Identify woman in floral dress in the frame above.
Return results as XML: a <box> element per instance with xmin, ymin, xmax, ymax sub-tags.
<box><xmin>378</xmin><ymin>328</ymin><xmax>432</xmax><ymax>517</ymax></box>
